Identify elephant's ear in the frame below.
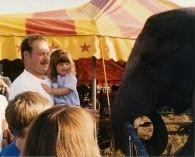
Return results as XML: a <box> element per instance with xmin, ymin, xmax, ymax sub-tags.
<box><xmin>166</xmin><ymin>42</ymin><xmax>194</xmax><ymax>114</ymax></box>
<box><xmin>177</xmin><ymin>45</ymin><xmax>193</xmax><ymax>68</ymax></box>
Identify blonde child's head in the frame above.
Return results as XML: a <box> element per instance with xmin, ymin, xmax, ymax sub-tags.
<box><xmin>21</xmin><ymin>105</ymin><xmax>101</xmax><ymax>157</ymax></box>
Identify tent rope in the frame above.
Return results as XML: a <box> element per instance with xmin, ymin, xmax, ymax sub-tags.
<box><xmin>100</xmin><ymin>40</ymin><xmax>111</xmax><ymax>116</ymax></box>
<box><xmin>100</xmin><ymin>38</ymin><xmax>116</xmax><ymax>154</ymax></box>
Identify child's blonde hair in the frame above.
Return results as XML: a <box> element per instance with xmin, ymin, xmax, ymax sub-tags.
<box><xmin>47</xmin><ymin>49</ymin><xmax>76</xmax><ymax>82</ymax></box>
<box><xmin>5</xmin><ymin>91</ymin><xmax>52</xmax><ymax>138</ymax></box>
<box><xmin>22</xmin><ymin>105</ymin><xmax>101</xmax><ymax>157</ymax></box>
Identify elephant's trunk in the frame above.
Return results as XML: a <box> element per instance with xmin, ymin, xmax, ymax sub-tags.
<box><xmin>111</xmin><ymin>107</ymin><xmax>168</xmax><ymax>156</ymax></box>
<box><xmin>111</xmin><ymin>73</ymin><xmax>158</xmax><ymax>153</ymax></box>
<box><xmin>143</xmin><ymin>110</ymin><xmax>168</xmax><ymax>156</ymax></box>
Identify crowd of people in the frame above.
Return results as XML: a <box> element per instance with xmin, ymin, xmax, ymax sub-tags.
<box><xmin>0</xmin><ymin>34</ymin><xmax>100</xmax><ymax>156</ymax></box>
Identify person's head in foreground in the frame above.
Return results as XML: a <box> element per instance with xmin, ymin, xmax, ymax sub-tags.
<box><xmin>5</xmin><ymin>91</ymin><xmax>52</xmax><ymax>149</ymax></box>
<box><xmin>21</xmin><ymin>105</ymin><xmax>101</xmax><ymax>157</ymax></box>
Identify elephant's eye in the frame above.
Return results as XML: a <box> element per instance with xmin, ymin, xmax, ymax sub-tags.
<box><xmin>142</xmin><ymin>55</ymin><xmax>157</xmax><ymax>74</ymax></box>
<box><xmin>147</xmin><ymin>64</ymin><xmax>153</xmax><ymax>69</ymax></box>
<box><xmin>146</xmin><ymin>62</ymin><xmax>157</xmax><ymax>73</ymax></box>
<box><xmin>147</xmin><ymin>62</ymin><xmax>156</xmax><ymax>69</ymax></box>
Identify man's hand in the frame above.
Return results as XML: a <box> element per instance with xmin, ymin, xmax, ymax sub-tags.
<box><xmin>1</xmin><ymin>137</ymin><xmax>8</xmax><ymax>149</ymax></box>
<box><xmin>85</xmin><ymin>108</ymin><xmax>100</xmax><ymax>121</ymax></box>
<box><xmin>1</xmin><ymin>129</ymin><xmax>15</xmax><ymax>149</ymax></box>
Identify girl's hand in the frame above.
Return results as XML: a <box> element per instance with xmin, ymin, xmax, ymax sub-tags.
<box><xmin>41</xmin><ymin>83</ymin><xmax>53</xmax><ymax>94</ymax></box>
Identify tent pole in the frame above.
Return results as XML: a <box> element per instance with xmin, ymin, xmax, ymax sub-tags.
<box><xmin>92</xmin><ymin>56</ymin><xmax>98</xmax><ymax>140</ymax></box>
<box><xmin>92</xmin><ymin>56</ymin><xmax>96</xmax><ymax>110</ymax></box>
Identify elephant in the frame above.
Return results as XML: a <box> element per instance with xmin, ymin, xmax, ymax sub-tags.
<box><xmin>111</xmin><ymin>8</ymin><xmax>195</xmax><ymax>156</ymax></box>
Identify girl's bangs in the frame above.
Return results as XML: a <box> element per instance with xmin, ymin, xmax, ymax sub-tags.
<box><xmin>57</xmin><ymin>56</ymin><xmax>70</xmax><ymax>64</ymax></box>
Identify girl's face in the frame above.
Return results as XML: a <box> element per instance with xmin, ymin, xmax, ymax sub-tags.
<box><xmin>56</xmin><ymin>62</ymin><xmax>71</xmax><ymax>76</ymax></box>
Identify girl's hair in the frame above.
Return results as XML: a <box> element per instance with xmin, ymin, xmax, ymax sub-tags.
<box><xmin>47</xmin><ymin>49</ymin><xmax>76</xmax><ymax>82</ymax></box>
<box><xmin>22</xmin><ymin>105</ymin><xmax>101</xmax><ymax>157</ymax></box>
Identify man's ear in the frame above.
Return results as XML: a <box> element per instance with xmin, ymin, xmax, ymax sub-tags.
<box><xmin>24</xmin><ymin>51</ymin><xmax>30</xmax><ymax>58</ymax></box>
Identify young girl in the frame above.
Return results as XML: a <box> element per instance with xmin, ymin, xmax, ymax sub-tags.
<box><xmin>41</xmin><ymin>49</ymin><xmax>80</xmax><ymax>106</ymax></box>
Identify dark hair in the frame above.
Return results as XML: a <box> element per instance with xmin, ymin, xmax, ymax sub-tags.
<box><xmin>0</xmin><ymin>63</ymin><xmax>3</xmax><ymax>75</ymax></box>
<box><xmin>52</xmin><ymin>49</ymin><xmax>70</xmax><ymax>65</ymax></box>
<box><xmin>47</xmin><ymin>49</ymin><xmax>76</xmax><ymax>82</ymax></box>
<box><xmin>20</xmin><ymin>34</ymin><xmax>46</xmax><ymax>60</ymax></box>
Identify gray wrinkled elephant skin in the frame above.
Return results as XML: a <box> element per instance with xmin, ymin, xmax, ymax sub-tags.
<box><xmin>111</xmin><ymin>8</ymin><xmax>195</xmax><ymax>156</ymax></box>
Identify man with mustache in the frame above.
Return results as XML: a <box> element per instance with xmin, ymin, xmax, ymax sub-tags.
<box><xmin>8</xmin><ymin>34</ymin><xmax>99</xmax><ymax>119</ymax></box>
<box><xmin>9</xmin><ymin>34</ymin><xmax>54</xmax><ymax>104</ymax></box>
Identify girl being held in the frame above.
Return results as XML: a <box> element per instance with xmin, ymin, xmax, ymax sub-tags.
<box><xmin>41</xmin><ymin>49</ymin><xmax>80</xmax><ymax>106</ymax></box>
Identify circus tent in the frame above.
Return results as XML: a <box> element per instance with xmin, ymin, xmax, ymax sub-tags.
<box><xmin>0</xmin><ymin>0</ymin><xmax>179</xmax><ymax>61</ymax></box>
<box><xmin>0</xmin><ymin>0</ymin><xmax>180</xmax><ymax>86</ymax></box>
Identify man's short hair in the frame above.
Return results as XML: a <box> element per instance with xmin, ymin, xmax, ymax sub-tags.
<box><xmin>0</xmin><ymin>63</ymin><xmax>3</xmax><ymax>75</ymax></box>
<box><xmin>20</xmin><ymin>34</ymin><xmax>46</xmax><ymax>60</ymax></box>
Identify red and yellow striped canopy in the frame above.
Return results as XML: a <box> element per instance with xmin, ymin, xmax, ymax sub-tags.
<box><xmin>0</xmin><ymin>0</ymin><xmax>179</xmax><ymax>61</ymax></box>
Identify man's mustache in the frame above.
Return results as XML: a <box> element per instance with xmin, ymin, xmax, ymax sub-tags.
<box><xmin>40</xmin><ymin>60</ymin><xmax>49</xmax><ymax>65</ymax></box>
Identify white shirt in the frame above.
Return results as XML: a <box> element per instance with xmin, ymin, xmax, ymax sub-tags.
<box><xmin>9</xmin><ymin>70</ymin><xmax>54</xmax><ymax>105</ymax></box>
<box><xmin>0</xmin><ymin>95</ymin><xmax>8</xmax><ymax>151</ymax></box>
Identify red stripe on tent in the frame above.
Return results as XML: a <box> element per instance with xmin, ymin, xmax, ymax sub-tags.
<box><xmin>26</xmin><ymin>10</ymin><xmax>76</xmax><ymax>35</ymax></box>
<box><xmin>91</xmin><ymin>0</ymin><xmax>142</xmax><ymax>38</ymax></box>
<box><xmin>91</xmin><ymin>0</ymin><xmax>110</xmax><ymax>10</ymax></box>
<box><xmin>137</xmin><ymin>0</ymin><xmax>168</xmax><ymax>13</ymax></box>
